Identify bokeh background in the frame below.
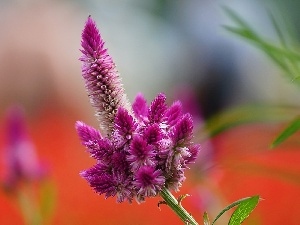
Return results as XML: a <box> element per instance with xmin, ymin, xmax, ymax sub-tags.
<box><xmin>1</xmin><ymin>0</ymin><xmax>300</xmax><ymax>224</ymax></box>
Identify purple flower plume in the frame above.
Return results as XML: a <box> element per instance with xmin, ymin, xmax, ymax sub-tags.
<box><xmin>76</xmin><ymin>17</ymin><xmax>200</xmax><ymax>203</ymax></box>
<box><xmin>132</xmin><ymin>93</ymin><xmax>148</xmax><ymax>121</ymax></box>
<box><xmin>2</xmin><ymin>106</ymin><xmax>47</xmax><ymax>191</ymax></box>
<box><xmin>80</xmin><ymin>16</ymin><xmax>130</xmax><ymax>134</ymax></box>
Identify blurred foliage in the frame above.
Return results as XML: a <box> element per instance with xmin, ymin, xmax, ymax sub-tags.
<box><xmin>223</xmin><ymin>6</ymin><xmax>300</xmax><ymax>84</ymax></box>
<box><xmin>271</xmin><ymin>116</ymin><xmax>300</xmax><ymax>148</ymax></box>
<box><xmin>221</xmin><ymin>6</ymin><xmax>300</xmax><ymax>148</ymax></box>
<box><xmin>203</xmin><ymin>105</ymin><xmax>299</xmax><ymax>140</ymax></box>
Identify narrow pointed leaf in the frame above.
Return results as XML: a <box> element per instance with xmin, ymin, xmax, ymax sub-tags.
<box><xmin>223</xmin><ymin>6</ymin><xmax>300</xmax><ymax>87</ymax></box>
<box><xmin>272</xmin><ymin>116</ymin><xmax>300</xmax><ymax>148</ymax></box>
<box><xmin>222</xmin><ymin>6</ymin><xmax>258</xmax><ymax>37</ymax></box>
<box><xmin>211</xmin><ymin>196</ymin><xmax>259</xmax><ymax>225</ymax></box>
<box><xmin>268</xmin><ymin>10</ymin><xmax>287</xmax><ymax>48</ymax></box>
<box><xmin>203</xmin><ymin>105</ymin><xmax>298</xmax><ymax>139</ymax></box>
<box><xmin>228</xmin><ymin>195</ymin><xmax>260</xmax><ymax>225</ymax></box>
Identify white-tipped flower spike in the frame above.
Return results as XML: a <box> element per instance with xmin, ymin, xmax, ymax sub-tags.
<box><xmin>79</xmin><ymin>16</ymin><xmax>130</xmax><ymax>134</ymax></box>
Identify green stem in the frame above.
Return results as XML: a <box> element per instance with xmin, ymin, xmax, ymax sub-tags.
<box><xmin>160</xmin><ymin>187</ymin><xmax>198</xmax><ymax>225</ymax></box>
<box><xmin>17</xmin><ymin>184</ymin><xmax>42</xmax><ymax>225</ymax></box>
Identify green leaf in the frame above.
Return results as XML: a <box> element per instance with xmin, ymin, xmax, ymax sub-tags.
<box><xmin>223</xmin><ymin>6</ymin><xmax>300</xmax><ymax>85</ymax></box>
<box><xmin>203</xmin><ymin>212</ymin><xmax>211</xmax><ymax>225</ymax></box>
<box><xmin>268</xmin><ymin>10</ymin><xmax>287</xmax><ymax>48</ymax></box>
<box><xmin>228</xmin><ymin>196</ymin><xmax>260</xmax><ymax>225</ymax></box>
<box><xmin>211</xmin><ymin>196</ymin><xmax>260</xmax><ymax>225</ymax></box>
<box><xmin>222</xmin><ymin>7</ymin><xmax>300</xmax><ymax>145</ymax></box>
<box><xmin>203</xmin><ymin>105</ymin><xmax>298</xmax><ymax>139</ymax></box>
<box><xmin>222</xmin><ymin>6</ymin><xmax>258</xmax><ymax>38</ymax></box>
<box><xmin>271</xmin><ymin>116</ymin><xmax>300</xmax><ymax>148</ymax></box>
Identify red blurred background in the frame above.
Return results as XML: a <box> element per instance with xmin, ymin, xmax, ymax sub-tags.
<box><xmin>1</xmin><ymin>1</ymin><xmax>300</xmax><ymax>224</ymax></box>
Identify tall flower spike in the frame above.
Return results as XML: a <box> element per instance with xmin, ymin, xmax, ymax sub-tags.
<box><xmin>80</xmin><ymin>16</ymin><xmax>130</xmax><ymax>134</ymax></box>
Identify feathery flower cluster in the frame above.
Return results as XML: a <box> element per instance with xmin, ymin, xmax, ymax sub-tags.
<box><xmin>76</xmin><ymin>16</ymin><xmax>200</xmax><ymax>203</ymax></box>
<box><xmin>79</xmin><ymin>16</ymin><xmax>130</xmax><ymax>134</ymax></box>
<box><xmin>2</xmin><ymin>106</ymin><xmax>46</xmax><ymax>191</ymax></box>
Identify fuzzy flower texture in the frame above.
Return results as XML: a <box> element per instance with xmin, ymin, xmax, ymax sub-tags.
<box><xmin>76</xmin><ymin>16</ymin><xmax>200</xmax><ymax>203</ymax></box>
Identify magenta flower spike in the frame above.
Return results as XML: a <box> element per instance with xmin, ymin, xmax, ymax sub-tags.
<box><xmin>2</xmin><ymin>106</ymin><xmax>46</xmax><ymax>191</ymax></box>
<box><xmin>80</xmin><ymin>16</ymin><xmax>130</xmax><ymax>134</ymax></box>
<box><xmin>77</xmin><ymin>17</ymin><xmax>200</xmax><ymax>224</ymax></box>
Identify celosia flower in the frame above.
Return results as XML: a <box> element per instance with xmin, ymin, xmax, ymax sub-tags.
<box><xmin>76</xmin><ymin>16</ymin><xmax>200</xmax><ymax>203</ymax></box>
<box><xmin>79</xmin><ymin>16</ymin><xmax>130</xmax><ymax>134</ymax></box>
<box><xmin>2</xmin><ymin>106</ymin><xmax>46</xmax><ymax>191</ymax></box>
